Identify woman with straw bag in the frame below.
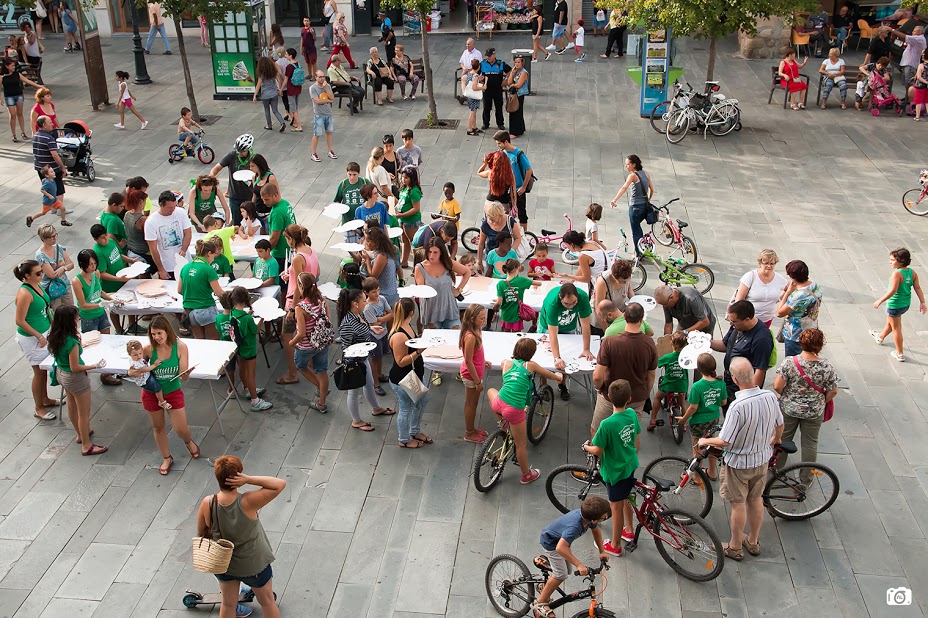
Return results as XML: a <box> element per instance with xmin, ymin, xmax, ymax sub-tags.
<box><xmin>195</xmin><ymin>456</ymin><xmax>285</xmax><ymax>618</ymax></box>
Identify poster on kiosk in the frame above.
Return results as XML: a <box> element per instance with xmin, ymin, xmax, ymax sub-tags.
<box><xmin>639</xmin><ymin>26</ymin><xmax>671</xmax><ymax>117</ymax></box>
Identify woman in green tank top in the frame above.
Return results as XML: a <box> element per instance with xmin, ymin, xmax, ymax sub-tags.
<box><xmin>872</xmin><ymin>247</ymin><xmax>927</xmax><ymax>362</ymax></box>
<box><xmin>196</xmin><ymin>456</ymin><xmax>284</xmax><ymax>616</ymax></box>
<box><xmin>14</xmin><ymin>259</ymin><xmax>60</xmax><ymax>420</ymax></box>
<box><xmin>71</xmin><ymin>251</ymin><xmax>126</xmax><ymax>386</ymax></box>
<box><xmin>187</xmin><ymin>175</ymin><xmax>231</xmax><ymax>233</ymax></box>
<box><xmin>485</xmin><ymin>338</ymin><xmax>565</xmax><ymax>485</ymax></box>
<box><xmin>143</xmin><ymin>316</ymin><xmax>200</xmax><ymax>474</ymax></box>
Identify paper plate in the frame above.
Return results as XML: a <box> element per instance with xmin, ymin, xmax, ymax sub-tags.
<box><xmin>252</xmin><ymin>297</ymin><xmax>280</xmax><ymax>314</ymax></box>
<box><xmin>333</xmin><ymin>219</ymin><xmax>367</xmax><ymax>233</ymax></box>
<box><xmin>253</xmin><ymin>307</ymin><xmax>286</xmax><ymax>321</ymax></box>
<box><xmin>322</xmin><ymin>203</ymin><xmax>351</xmax><ymax>219</ymax></box>
<box><xmin>385</xmin><ymin>226</ymin><xmax>404</xmax><ymax>239</ymax></box>
<box><xmin>406</xmin><ymin>336</ymin><xmax>445</xmax><ymax>349</ymax></box>
<box><xmin>116</xmin><ymin>262</ymin><xmax>149</xmax><ymax>278</ymax></box>
<box><xmin>344</xmin><ymin>342</ymin><xmax>378</xmax><ymax>358</ymax></box>
<box><xmin>226</xmin><ymin>277</ymin><xmax>263</xmax><ymax>290</ymax></box>
<box><xmin>81</xmin><ymin>330</ymin><xmax>101</xmax><ymax>346</ymax></box>
<box><xmin>318</xmin><ymin>282</ymin><xmax>342</xmax><ymax>301</ymax></box>
<box><xmin>111</xmin><ymin>290</ymin><xmax>135</xmax><ymax>303</ymax></box>
<box><xmin>677</xmin><ymin>344</ymin><xmax>702</xmax><ymax>369</ymax></box>
<box><xmin>398</xmin><ymin>285</ymin><xmax>437</xmax><ymax>299</ymax></box>
<box><xmin>217</xmin><ymin>277</ymin><xmax>231</xmax><ymax>288</ymax></box>
<box><xmin>628</xmin><ymin>295</ymin><xmax>657</xmax><ymax>312</ymax></box>
<box><xmin>331</xmin><ymin>242</ymin><xmax>366</xmax><ymax>253</ymax></box>
<box><xmin>232</xmin><ymin>170</ymin><xmax>255</xmax><ymax>183</ymax></box>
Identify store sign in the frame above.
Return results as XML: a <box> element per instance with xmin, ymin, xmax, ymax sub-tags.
<box><xmin>0</xmin><ymin>2</ymin><xmax>31</xmax><ymax>30</ymax></box>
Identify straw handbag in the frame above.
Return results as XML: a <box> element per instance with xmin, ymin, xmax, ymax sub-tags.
<box><xmin>192</xmin><ymin>495</ymin><xmax>235</xmax><ymax>574</ymax></box>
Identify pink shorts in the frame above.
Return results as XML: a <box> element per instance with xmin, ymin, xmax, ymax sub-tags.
<box><xmin>122</xmin><ymin>99</ymin><xmax>133</xmax><ymax>108</ymax></box>
<box><xmin>492</xmin><ymin>396</ymin><xmax>526</xmax><ymax>424</ymax></box>
<box><xmin>501</xmin><ymin>320</ymin><xmax>522</xmax><ymax>332</ymax></box>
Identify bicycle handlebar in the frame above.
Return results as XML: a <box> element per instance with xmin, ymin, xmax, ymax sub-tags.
<box><xmin>573</xmin><ymin>558</ymin><xmax>610</xmax><ymax>577</ymax></box>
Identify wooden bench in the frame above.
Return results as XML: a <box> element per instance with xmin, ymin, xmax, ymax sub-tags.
<box><xmin>768</xmin><ymin>66</ymin><xmax>809</xmax><ymax>108</ymax></box>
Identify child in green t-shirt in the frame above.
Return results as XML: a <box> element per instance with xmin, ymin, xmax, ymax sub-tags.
<box><xmin>494</xmin><ymin>258</ymin><xmax>539</xmax><ymax>332</ymax></box>
<box><xmin>647</xmin><ymin>331</ymin><xmax>689</xmax><ymax>432</ymax></box>
<box><xmin>582</xmin><ymin>379</ymin><xmax>640</xmax><ymax>558</ymax></box>
<box><xmin>215</xmin><ymin>291</ymin><xmax>237</xmax><ymax>393</ymax></box>
<box><xmin>677</xmin><ymin>353</ymin><xmax>726</xmax><ymax>480</ymax></box>
<box><xmin>230</xmin><ymin>287</ymin><xmax>272</xmax><ymax>412</ymax></box>
<box><xmin>207</xmin><ymin>237</ymin><xmax>233</xmax><ymax>278</ymax></box>
<box><xmin>252</xmin><ymin>239</ymin><xmax>280</xmax><ymax>287</ymax></box>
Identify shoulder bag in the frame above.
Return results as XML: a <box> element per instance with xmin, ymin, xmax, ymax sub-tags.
<box><xmin>634</xmin><ymin>172</ymin><xmax>659</xmax><ymax>225</ymax></box>
<box><xmin>334</xmin><ymin>358</ymin><xmax>367</xmax><ymax>390</ymax></box>
<box><xmin>463</xmin><ymin>74</ymin><xmax>483</xmax><ymax>100</ymax></box>
<box><xmin>191</xmin><ymin>495</ymin><xmax>234</xmax><ymax>574</ymax></box>
<box><xmin>516</xmin><ymin>150</ymin><xmax>536</xmax><ymax>193</ymax></box>
<box><xmin>792</xmin><ymin>356</ymin><xmax>834</xmax><ymax>422</ymax></box>
<box><xmin>44</xmin><ymin>246</ymin><xmax>68</xmax><ymax>301</ymax></box>
<box><xmin>506</xmin><ymin>279</ymin><xmax>537</xmax><ymax>322</ymax></box>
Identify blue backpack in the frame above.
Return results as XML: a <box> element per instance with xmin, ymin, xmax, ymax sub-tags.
<box><xmin>290</xmin><ymin>63</ymin><xmax>306</xmax><ymax>86</ymax></box>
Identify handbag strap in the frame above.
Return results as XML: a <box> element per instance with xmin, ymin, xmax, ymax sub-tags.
<box><xmin>210</xmin><ymin>494</ymin><xmax>224</xmax><ymax>539</ymax></box>
<box><xmin>792</xmin><ymin>356</ymin><xmax>825</xmax><ymax>394</ymax></box>
<box><xmin>634</xmin><ymin>171</ymin><xmax>649</xmax><ymax>203</ymax></box>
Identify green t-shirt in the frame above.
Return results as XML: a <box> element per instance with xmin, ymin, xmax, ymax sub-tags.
<box><xmin>537</xmin><ymin>286</ymin><xmax>592</xmax><ymax>334</ymax></box>
<box><xmin>151</xmin><ymin>342</ymin><xmax>181</xmax><ymax>394</ymax></box>
<box><xmin>100</xmin><ymin>211</ymin><xmax>127</xmax><ymax>253</ymax></box>
<box><xmin>268</xmin><ymin>199</ymin><xmax>296</xmax><ymax>259</ymax></box>
<box><xmin>496</xmin><ymin>276</ymin><xmax>533</xmax><ymax>324</ymax></box>
<box><xmin>592</xmin><ymin>407</ymin><xmax>641</xmax><ymax>485</ymax></box>
<box><xmin>180</xmin><ymin>258</ymin><xmax>219</xmax><ymax>309</ymax></box>
<box><xmin>397</xmin><ymin>186</ymin><xmax>423</xmax><ymax>224</ymax></box>
<box><xmin>498</xmin><ymin>358</ymin><xmax>533</xmax><ymax>409</ymax></box>
<box><xmin>252</xmin><ymin>256</ymin><xmax>280</xmax><ymax>281</ymax></box>
<box><xmin>75</xmin><ymin>272</ymin><xmax>104</xmax><ymax>320</ymax></box>
<box><xmin>54</xmin><ymin>335</ymin><xmax>82</xmax><ymax>373</ymax></box>
<box><xmin>212</xmin><ymin>254</ymin><xmax>233</xmax><ymax>276</ymax></box>
<box><xmin>487</xmin><ymin>248</ymin><xmax>518</xmax><ymax>278</ymax></box>
<box><xmin>215</xmin><ymin>312</ymin><xmax>232</xmax><ymax>342</ymax></box>
<box><xmin>658</xmin><ymin>351</ymin><xmax>688</xmax><ymax>393</ymax></box>
<box><xmin>604</xmin><ymin>317</ymin><xmax>653</xmax><ymax>337</ymax></box>
<box><xmin>686</xmin><ymin>378</ymin><xmax>726</xmax><ymax>425</ymax></box>
<box><xmin>232</xmin><ymin>308</ymin><xmax>258</xmax><ymax>358</ymax></box>
<box><xmin>92</xmin><ymin>239</ymin><xmax>125</xmax><ymax>293</ymax></box>
<box><xmin>204</xmin><ymin>226</ymin><xmax>236</xmax><ymax>264</ymax></box>
<box><xmin>334</xmin><ymin>177</ymin><xmax>369</xmax><ymax>224</ymax></box>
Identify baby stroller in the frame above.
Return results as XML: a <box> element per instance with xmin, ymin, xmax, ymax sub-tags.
<box><xmin>867</xmin><ymin>71</ymin><xmax>903</xmax><ymax>116</ymax></box>
<box><xmin>54</xmin><ymin>120</ymin><xmax>95</xmax><ymax>181</ymax></box>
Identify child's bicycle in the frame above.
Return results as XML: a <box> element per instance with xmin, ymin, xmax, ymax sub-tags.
<box><xmin>630</xmin><ymin>245</ymin><xmax>714</xmax><ymax>294</ymax></box>
<box><xmin>639</xmin><ymin>198</ymin><xmax>698</xmax><ymax>264</ymax></box>
<box><xmin>485</xmin><ymin>555</ymin><xmax>614</xmax><ymax>618</ymax></box>
<box><xmin>167</xmin><ymin>130</ymin><xmax>215</xmax><ymax>165</ymax></box>
<box><xmin>902</xmin><ymin>169</ymin><xmax>928</xmax><ymax>216</ymax></box>
<box><xmin>461</xmin><ymin>220</ymin><xmax>539</xmax><ymax>255</ymax></box>
<box><xmin>473</xmin><ymin>374</ymin><xmax>555</xmax><ymax>493</ymax></box>
<box><xmin>545</xmin><ymin>448</ymin><xmax>724</xmax><ymax>582</ymax></box>
<box><xmin>651</xmin><ymin>389</ymin><xmax>686</xmax><ymax>445</ymax></box>
<box><xmin>643</xmin><ymin>435</ymin><xmax>840</xmax><ymax>521</ymax></box>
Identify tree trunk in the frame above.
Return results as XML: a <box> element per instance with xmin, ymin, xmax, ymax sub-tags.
<box><xmin>174</xmin><ymin>18</ymin><xmax>201</xmax><ymax>121</ymax></box>
<box><xmin>420</xmin><ymin>14</ymin><xmax>438</xmax><ymax>122</ymax></box>
<box><xmin>706</xmin><ymin>38</ymin><xmax>717</xmax><ymax>82</ymax></box>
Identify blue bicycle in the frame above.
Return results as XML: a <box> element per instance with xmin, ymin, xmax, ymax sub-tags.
<box><xmin>167</xmin><ymin>130</ymin><xmax>214</xmax><ymax>165</ymax></box>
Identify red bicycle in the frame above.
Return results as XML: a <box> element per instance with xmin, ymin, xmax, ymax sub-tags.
<box><xmin>902</xmin><ymin>169</ymin><xmax>928</xmax><ymax>216</ymax></box>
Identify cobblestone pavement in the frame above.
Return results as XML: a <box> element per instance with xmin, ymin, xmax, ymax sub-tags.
<box><xmin>0</xmin><ymin>28</ymin><xmax>925</xmax><ymax>617</ymax></box>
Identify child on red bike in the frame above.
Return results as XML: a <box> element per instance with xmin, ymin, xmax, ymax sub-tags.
<box><xmin>647</xmin><ymin>330</ymin><xmax>688</xmax><ymax>431</ymax></box>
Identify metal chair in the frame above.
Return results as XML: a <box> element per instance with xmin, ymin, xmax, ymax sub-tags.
<box><xmin>768</xmin><ymin>65</ymin><xmax>810</xmax><ymax>109</ymax></box>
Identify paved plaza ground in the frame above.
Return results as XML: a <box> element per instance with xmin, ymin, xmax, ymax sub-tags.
<box><xmin>0</xmin><ymin>27</ymin><xmax>926</xmax><ymax>617</ymax></box>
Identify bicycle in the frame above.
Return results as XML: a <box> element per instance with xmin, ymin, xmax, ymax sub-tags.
<box><xmin>650</xmin><ymin>80</ymin><xmax>701</xmax><ymax>134</ymax></box>
<box><xmin>637</xmin><ymin>198</ymin><xmax>698</xmax><ymax>264</ymax></box>
<box><xmin>486</xmin><ymin>556</ymin><xmax>615</xmax><ymax>618</ymax></box>
<box><xmin>545</xmin><ymin>449</ymin><xmax>724</xmax><ymax>582</ymax></box>
<box><xmin>473</xmin><ymin>374</ymin><xmax>555</xmax><ymax>493</ymax></box>
<box><xmin>629</xmin><ymin>246</ymin><xmax>715</xmax><ymax>295</ymax></box>
<box><xmin>666</xmin><ymin>82</ymin><xmax>741</xmax><ymax>144</ymax></box>
<box><xmin>461</xmin><ymin>221</ymin><xmax>539</xmax><ymax>256</ymax></box>
<box><xmin>167</xmin><ymin>130</ymin><xmax>215</xmax><ymax>165</ymax></box>
<box><xmin>643</xmin><ymin>437</ymin><xmax>840</xmax><ymax>521</ymax></box>
<box><xmin>902</xmin><ymin>169</ymin><xmax>928</xmax><ymax>216</ymax></box>
<box><xmin>652</xmin><ymin>389</ymin><xmax>687</xmax><ymax>445</ymax></box>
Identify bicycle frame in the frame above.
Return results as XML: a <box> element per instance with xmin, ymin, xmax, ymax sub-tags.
<box><xmin>626</xmin><ymin>480</ymin><xmax>701</xmax><ymax>553</ymax></box>
<box><xmin>532</xmin><ymin>559</ymin><xmax>609</xmax><ymax>614</ymax></box>
<box><xmin>634</xmin><ymin>248</ymin><xmax>693</xmax><ymax>284</ymax></box>
<box><xmin>533</xmin><ymin>213</ymin><xmax>574</xmax><ymax>247</ymax></box>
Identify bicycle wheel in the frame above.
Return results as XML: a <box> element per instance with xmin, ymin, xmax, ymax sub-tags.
<box><xmin>651</xmin><ymin>220</ymin><xmax>674</xmax><ymax>246</ymax></box>
<box><xmin>902</xmin><ymin>188</ymin><xmax>928</xmax><ymax>216</ymax></box>
<box><xmin>681</xmin><ymin>236</ymin><xmax>698</xmax><ymax>264</ymax></box>
<box><xmin>666</xmin><ymin>109</ymin><xmax>690</xmax><ymax>144</ymax></box>
<box><xmin>485</xmin><ymin>554</ymin><xmax>535</xmax><ymax>617</ymax></box>
<box><xmin>636</xmin><ymin>236</ymin><xmax>655</xmax><ymax>256</ymax></box>
<box><xmin>527</xmin><ymin>385</ymin><xmax>554</xmax><ymax>445</ymax></box>
<box><xmin>649</xmin><ymin>100</ymin><xmax>673</xmax><ymax>134</ymax></box>
<box><xmin>708</xmin><ymin>105</ymin><xmax>740</xmax><ymax>136</ymax></box>
<box><xmin>763</xmin><ymin>463</ymin><xmax>839</xmax><ymax>520</ymax></box>
<box><xmin>642</xmin><ymin>456</ymin><xmax>713</xmax><ymax>519</ymax></box>
<box><xmin>546</xmin><ymin>464</ymin><xmax>609</xmax><ymax>514</ymax></box>
<box><xmin>569</xmin><ymin>608</ymin><xmax>619</xmax><ymax>618</ymax></box>
<box><xmin>562</xmin><ymin>248</ymin><xmax>580</xmax><ymax>266</ymax></box>
<box><xmin>652</xmin><ymin>509</ymin><xmax>724</xmax><ymax>582</ymax></box>
<box><xmin>523</xmin><ymin>231</ymin><xmax>538</xmax><ymax>253</ymax></box>
<box><xmin>168</xmin><ymin>144</ymin><xmax>184</xmax><ymax>162</ymax></box>
<box><xmin>461</xmin><ymin>227</ymin><xmax>481</xmax><ymax>253</ymax></box>
<box><xmin>473</xmin><ymin>429</ymin><xmax>510</xmax><ymax>493</ymax></box>
<box><xmin>670</xmin><ymin>407</ymin><xmax>686</xmax><ymax>445</ymax></box>
<box><xmin>680</xmin><ymin>263</ymin><xmax>715</xmax><ymax>295</ymax></box>
<box><xmin>198</xmin><ymin>146</ymin><xmax>215</xmax><ymax>165</ymax></box>
<box><xmin>631</xmin><ymin>262</ymin><xmax>647</xmax><ymax>292</ymax></box>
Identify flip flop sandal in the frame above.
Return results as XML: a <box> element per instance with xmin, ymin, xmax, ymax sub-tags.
<box><xmin>352</xmin><ymin>422</ymin><xmax>375</xmax><ymax>432</ymax></box>
<box><xmin>399</xmin><ymin>439</ymin><xmax>423</xmax><ymax>448</ymax></box>
<box><xmin>646</xmin><ymin>421</ymin><xmax>657</xmax><ymax>432</ymax></box>
<box><xmin>159</xmin><ymin>455</ymin><xmax>174</xmax><ymax>475</ymax></box>
<box><xmin>744</xmin><ymin>540</ymin><xmax>761</xmax><ymax>556</ymax></box>
<box><xmin>186</xmin><ymin>441</ymin><xmax>201</xmax><ymax>459</ymax></box>
<box><xmin>34</xmin><ymin>410</ymin><xmax>57</xmax><ymax>420</ymax></box>
<box><xmin>722</xmin><ymin>543</ymin><xmax>744</xmax><ymax>561</ymax></box>
<box><xmin>75</xmin><ymin>429</ymin><xmax>94</xmax><ymax>444</ymax></box>
<box><xmin>81</xmin><ymin>444</ymin><xmax>108</xmax><ymax>457</ymax></box>
<box><xmin>412</xmin><ymin>433</ymin><xmax>433</xmax><ymax>444</ymax></box>
<box><xmin>463</xmin><ymin>432</ymin><xmax>486</xmax><ymax>443</ymax></box>
<box><xmin>371</xmin><ymin>408</ymin><xmax>395</xmax><ymax>416</ymax></box>
<box><xmin>275</xmin><ymin>376</ymin><xmax>299</xmax><ymax>385</ymax></box>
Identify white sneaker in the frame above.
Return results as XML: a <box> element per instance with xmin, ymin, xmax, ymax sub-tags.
<box><xmin>531</xmin><ymin>58</ymin><xmax>538</xmax><ymax>63</ymax></box>
<box><xmin>140</xmin><ymin>120</ymin><xmax>149</xmax><ymax>130</ymax></box>
<box><xmin>566</xmin><ymin>42</ymin><xmax>576</xmax><ymax>50</ymax></box>
<box><xmin>891</xmin><ymin>351</ymin><xmax>906</xmax><ymax>362</ymax></box>
<box><xmin>545</xmin><ymin>43</ymin><xmax>555</xmax><ymax>51</ymax></box>
<box><xmin>113</xmin><ymin>123</ymin><xmax>125</xmax><ymax>129</ymax></box>
<box><xmin>869</xmin><ymin>329</ymin><xmax>884</xmax><ymax>345</ymax></box>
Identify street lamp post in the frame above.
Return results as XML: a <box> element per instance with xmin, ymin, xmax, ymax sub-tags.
<box><xmin>127</xmin><ymin>0</ymin><xmax>151</xmax><ymax>84</ymax></box>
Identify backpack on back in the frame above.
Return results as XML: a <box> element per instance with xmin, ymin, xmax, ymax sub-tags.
<box><xmin>290</xmin><ymin>63</ymin><xmax>306</xmax><ymax>86</ymax></box>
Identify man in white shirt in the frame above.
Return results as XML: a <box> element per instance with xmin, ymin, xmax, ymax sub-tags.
<box><xmin>456</xmin><ymin>38</ymin><xmax>483</xmax><ymax>104</ymax></box>
<box><xmin>890</xmin><ymin>25</ymin><xmax>926</xmax><ymax>103</ymax></box>
<box><xmin>145</xmin><ymin>191</ymin><xmax>192</xmax><ymax>280</ymax></box>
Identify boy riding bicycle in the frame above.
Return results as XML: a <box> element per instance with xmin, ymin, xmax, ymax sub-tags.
<box><xmin>533</xmin><ymin>495</ymin><xmax>611</xmax><ymax>618</ymax></box>
<box><xmin>177</xmin><ymin>106</ymin><xmax>203</xmax><ymax>152</ymax></box>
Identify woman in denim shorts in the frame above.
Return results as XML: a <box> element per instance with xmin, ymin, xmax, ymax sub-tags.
<box><xmin>178</xmin><ymin>239</ymin><xmax>225</xmax><ymax>339</ymax></box>
<box><xmin>290</xmin><ymin>273</ymin><xmax>332</xmax><ymax>413</ymax></box>
<box><xmin>71</xmin><ymin>250</ymin><xmax>124</xmax><ymax>385</ymax></box>
<box><xmin>2</xmin><ymin>57</ymin><xmax>40</xmax><ymax>142</ymax></box>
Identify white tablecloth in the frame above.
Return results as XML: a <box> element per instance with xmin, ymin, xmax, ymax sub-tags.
<box><xmin>111</xmin><ymin>279</ymin><xmax>280</xmax><ymax>316</ymax></box>
<box><xmin>456</xmin><ymin>277</ymin><xmax>561</xmax><ymax>311</ymax></box>
<box><xmin>38</xmin><ymin>335</ymin><xmax>236</xmax><ymax>381</ymax></box>
<box><xmin>419</xmin><ymin>329</ymin><xmax>600</xmax><ymax>374</ymax></box>
<box><xmin>189</xmin><ymin>233</ymin><xmax>270</xmax><ymax>263</ymax></box>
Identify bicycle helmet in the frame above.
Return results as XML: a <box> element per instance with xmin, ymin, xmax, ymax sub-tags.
<box><xmin>234</xmin><ymin>134</ymin><xmax>254</xmax><ymax>152</ymax></box>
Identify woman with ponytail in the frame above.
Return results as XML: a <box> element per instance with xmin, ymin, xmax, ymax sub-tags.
<box><xmin>389</xmin><ymin>298</ymin><xmax>431</xmax><ymax>448</ymax></box>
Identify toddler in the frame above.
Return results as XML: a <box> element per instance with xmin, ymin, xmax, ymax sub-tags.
<box><xmin>528</xmin><ymin>243</ymin><xmax>557</xmax><ymax>280</ymax></box>
<box><xmin>573</xmin><ymin>19</ymin><xmax>586</xmax><ymax>62</ymax></box>
<box><xmin>27</xmin><ymin>165</ymin><xmax>70</xmax><ymax>228</ymax></box>
<box><xmin>126</xmin><ymin>340</ymin><xmax>171</xmax><ymax>410</ymax></box>
<box><xmin>459</xmin><ymin>253</ymin><xmax>478</xmax><ymax>276</ymax></box>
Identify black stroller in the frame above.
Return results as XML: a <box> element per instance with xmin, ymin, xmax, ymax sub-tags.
<box><xmin>54</xmin><ymin>120</ymin><xmax>95</xmax><ymax>182</ymax></box>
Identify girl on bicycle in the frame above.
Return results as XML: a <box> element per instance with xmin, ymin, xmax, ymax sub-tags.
<box><xmin>871</xmin><ymin>247</ymin><xmax>927</xmax><ymax>362</ymax></box>
<box><xmin>486</xmin><ymin>338</ymin><xmax>564</xmax><ymax>485</ymax></box>
<box><xmin>459</xmin><ymin>304</ymin><xmax>491</xmax><ymax>443</ymax></box>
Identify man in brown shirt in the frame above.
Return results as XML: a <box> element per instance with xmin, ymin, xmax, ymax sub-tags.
<box><xmin>591</xmin><ymin>302</ymin><xmax>657</xmax><ymax>435</ymax></box>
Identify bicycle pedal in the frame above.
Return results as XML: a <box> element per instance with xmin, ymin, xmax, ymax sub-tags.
<box><xmin>654</xmin><ymin>419</ymin><xmax>665</xmax><ymax>427</ymax></box>
<box><xmin>624</xmin><ymin>541</ymin><xmax>637</xmax><ymax>553</ymax></box>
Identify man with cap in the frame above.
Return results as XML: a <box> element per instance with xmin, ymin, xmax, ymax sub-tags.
<box><xmin>479</xmin><ymin>48</ymin><xmax>511</xmax><ymax>131</ymax></box>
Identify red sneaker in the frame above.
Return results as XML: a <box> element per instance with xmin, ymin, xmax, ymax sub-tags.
<box><xmin>520</xmin><ymin>468</ymin><xmax>541</xmax><ymax>484</ymax></box>
<box><xmin>603</xmin><ymin>540</ymin><xmax>622</xmax><ymax>557</ymax></box>
<box><xmin>621</xmin><ymin>529</ymin><xmax>635</xmax><ymax>543</ymax></box>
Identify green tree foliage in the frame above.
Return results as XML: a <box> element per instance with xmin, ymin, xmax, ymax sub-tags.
<box><xmin>379</xmin><ymin>0</ymin><xmax>440</xmax><ymax>122</ymax></box>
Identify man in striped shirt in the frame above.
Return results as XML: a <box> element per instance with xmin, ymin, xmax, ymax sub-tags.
<box><xmin>698</xmin><ymin>357</ymin><xmax>783</xmax><ymax>561</ymax></box>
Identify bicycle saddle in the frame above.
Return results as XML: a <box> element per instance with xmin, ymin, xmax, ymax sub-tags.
<box><xmin>776</xmin><ymin>441</ymin><xmax>798</xmax><ymax>454</ymax></box>
<box><xmin>541</xmin><ymin>228</ymin><xmax>556</xmax><ymax>236</ymax></box>
<box><xmin>533</xmin><ymin>555</ymin><xmax>552</xmax><ymax>571</ymax></box>
<box><xmin>645</xmin><ymin>475</ymin><xmax>675</xmax><ymax>493</ymax></box>
<box><xmin>677</xmin><ymin>220</ymin><xmax>688</xmax><ymax>228</ymax></box>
